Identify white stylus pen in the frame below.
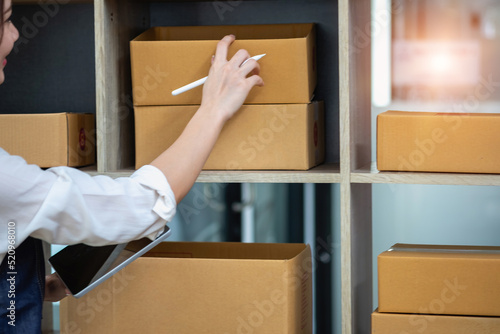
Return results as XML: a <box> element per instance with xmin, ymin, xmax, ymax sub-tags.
<box><xmin>172</xmin><ymin>54</ymin><xmax>266</xmax><ymax>96</ymax></box>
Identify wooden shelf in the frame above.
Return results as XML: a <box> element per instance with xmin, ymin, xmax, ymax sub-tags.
<box><xmin>30</xmin><ymin>0</ymin><xmax>496</xmax><ymax>333</ymax></box>
<box><xmin>85</xmin><ymin>163</ymin><xmax>340</xmax><ymax>183</ymax></box>
<box><xmin>15</xmin><ymin>0</ymin><xmax>367</xmax><ymax>332</ymax></box>
<box><xmin>197</xmin><ymin>163</ymin><xmax>340</xmax><ymax>183</ymax></box>
<box><xmin>352</xmin><ymin>162</ymin><xmax>500</xmax><ymax>186</ymax></box>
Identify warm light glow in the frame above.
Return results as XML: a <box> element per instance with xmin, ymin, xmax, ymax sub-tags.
<box><xmin>430</xmin><ymin>53</ymin><xmax>453</xmax><ymax>72</ymax></box>
<box><xmin>393</xmin><ymin>40</ymin><xmax>480</xmax><ymax>87</ymax></box>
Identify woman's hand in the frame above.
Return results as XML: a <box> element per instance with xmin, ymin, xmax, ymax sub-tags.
<box><xmin>44</xmin><ymin>273</ymin><xmax>71</xmax><ymax>302</ymax></box>
<box><xmin>151</xmin><ymin>35</ymin><xmax>264</xmax><ymax>204</ymax></box>
<box><xmin>201</xmin><ymin>35</ymin><xmax>264</xmax><ymax>122</ymax></box>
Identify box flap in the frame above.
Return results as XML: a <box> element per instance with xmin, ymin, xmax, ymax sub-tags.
<box><xmin>380</xmin><ymin>110</ymin><xmax>500</xmax><ymax>118</ymax></box>
<box><xmin>133</xmin><ymin>23</ymin><xmax>315</xmax><ymax>42</ymax></box>
<box><xmin>380</xmin><ymin>243</ymin><xmax>500</xmax><ymax>259</ymax></box>
<box><xmin>141</xmin><ymin>242</ymin><xmax>307</xmax><ymax>260</ymax></box>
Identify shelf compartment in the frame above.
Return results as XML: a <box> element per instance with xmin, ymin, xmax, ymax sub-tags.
<box><xmin>99</xmin><ymin>0</ymin><xmax>340</xmax><ymax>175</ymax></box>
<box><xmin>2</xmin><ymin>3</ymin><xmax>95</xmax><ymax>115</ymax></box>
<box><xmin>352</xmin><ymin>162</ymin><xmax>500</xmax><ymax>186</ymax></box>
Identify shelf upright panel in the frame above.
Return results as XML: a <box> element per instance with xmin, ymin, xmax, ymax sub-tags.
<box><xmin>339</xmin><ymin>0</ymin><xmax>372</xmax><ymax>333</ymax></box>
<box><xmin>95</xmin><ymin>0</ymin><xmax>149</xmax><ymax>172</ymax></box>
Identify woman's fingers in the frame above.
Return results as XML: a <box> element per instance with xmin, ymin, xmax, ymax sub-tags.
<box><xmin>201</xmin><ymin>35</ymin><xmax>264</xmax><ymax>122</ymax></box>
<box><xmin>227</xmin><ymin>49</ymin><xmax>262</xmax><ymax>80</ymax></box>
<box><xmin>229</xmin><ymin>49</ymin><xmax>251</xmax><ymax>68</ymax></box>
<box><xmin>245</xmin><ymin>74</ymin><xmax>265</xmax><ymax>89</ymax></box>
<box><xmin>213</xmin><ymin>36</ymin><xmax>261</xmax><ymax>80</ymax></box>
<box><xmin>214</xmin><ymin>35</ymin><xmax>235</xmax><ymax>64</ymax></box>
<box><xmin>239</xmin><ymin>59</ymin><xmax>261</xmax><ymax>77</ymax></box>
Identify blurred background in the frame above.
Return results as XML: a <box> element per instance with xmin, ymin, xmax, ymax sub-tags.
<box><xmin>372</xmin><ymin>0</ymin><xmax>500</xmax><ymax>316</ymax></box>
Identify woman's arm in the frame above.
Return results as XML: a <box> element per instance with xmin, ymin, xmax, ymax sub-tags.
<box><xmin>151</xmin><ymin>35</ymin><xmax>264</xmax><ymax>203</ymax></box>
<box><xmin>0</xmin><ymin>36</ymin><xmax>262</xmax><ymax>259</ymax></box>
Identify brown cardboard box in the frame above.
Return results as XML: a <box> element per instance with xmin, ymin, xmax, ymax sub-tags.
<box><xmin>372</xmin><ymin>310</ymin><xmax>500</xmax><ymax>334</ymax></box>
<box><xmin>130</xmin><ymin>23</ymin><xmax>316</xmax><ymax>105</ymax></box>
<box><xmin>377</xmin><ymin>111</ymin><xmax>500</xmax><ymax>173</ymax></box>
<box><xmin>378</xmin><ymin>244</ymin><xmax>500</xmax><ymax>316</ymax></box>
<box><xmin>134</xmin><ymin>102</ymin><xmax>324</xmax><ymax>170</ymax></box>
<box><xmin>0</xmin><ymin>113</ymin><xmax>95</xmax><ymax>168</ymax></box>
<box><xmin>60</xmin><ymin>242</ymin><xmax>312</xmax><ymax>334</ymax></box>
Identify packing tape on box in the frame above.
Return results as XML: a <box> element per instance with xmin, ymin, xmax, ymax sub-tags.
<box><xmin>388</xmin><ymin>246</ymin><xmax>500</xmax><ymax>254</ymax></box>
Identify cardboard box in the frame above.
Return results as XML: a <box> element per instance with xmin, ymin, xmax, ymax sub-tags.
<box><xmin>130</xmin><ymin>23</ymin><xmax>316</xmax><ymax>105</ymax></box>
<box><xmin>377</xmin><ymin>111</ymin><xmax>500</xmax><ymax>173</ymax></box>
<box><xmin>0</xmin><ymin>113</ymin><xmax>95</xmax><ymax>168</ymax></box>
<box><xmin>372</xmin><ymin>310</ymin><xmax>500</xmax><ymax>334</ymax></box>
<box><xmin>134</xmin><ymin>102</ymin><xmax>324</xmax><ymax>170</ymax></box>
<box><xmin>378</xmin><ymin>243</ymin><xmax>500</xmax><ymax>316</ymax></box>
<box><xmin>60</xmin><ymin>242</ymin><xmax>312</xmax><ymax>334</ymax></box>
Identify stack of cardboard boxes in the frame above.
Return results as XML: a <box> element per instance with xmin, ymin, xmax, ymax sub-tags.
<box><xmin>59</xmin><ymin>25</ymin><xmax>319</xmax><ymax>333</ymax></box>
<box><xmin>130</xmin><ymin>23</ymin><xmax>324</xmax><ymax>170</ymax></box>
<box><xmin>372</xmin><ymin>243</ymin><xmax>500</xmax><ymax>333</ymax></box>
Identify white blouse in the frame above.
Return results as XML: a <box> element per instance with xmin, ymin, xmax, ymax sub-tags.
<box><xmin>0</xmin><ymin>148</ymin><xmax>176</xmax><ymax>265</ymax></box>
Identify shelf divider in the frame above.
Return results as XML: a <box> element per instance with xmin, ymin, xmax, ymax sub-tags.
<box><xmin>95</xmin><ymin>0</ymin><xmax>149</xmax><ymax>172</ymax></box>
<box><xmin>340</xmin><ymin>0</ymin><xmax>373</xmax><ymax>332</ymax></box>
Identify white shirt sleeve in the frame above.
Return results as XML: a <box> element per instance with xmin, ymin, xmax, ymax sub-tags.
<box><xmin>0</xmin><ymin>148</ymin><xmax>177</xmax><ymax>264</ymax></box>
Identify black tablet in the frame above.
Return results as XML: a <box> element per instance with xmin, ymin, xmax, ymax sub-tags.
<box><xmin>49</xmin><ymin>226</ymin><xmax>171</xmax><ymax>298</ymax></box>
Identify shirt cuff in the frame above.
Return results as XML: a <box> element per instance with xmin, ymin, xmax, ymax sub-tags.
<box><xmin>130</xmin><ymin>165</ymin><xmax>177</xmax><ymax>238</ymax></box>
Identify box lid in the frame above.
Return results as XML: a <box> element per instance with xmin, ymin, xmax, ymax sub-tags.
<box><xmin>380</xmin><ymin>243</ymin><xmax>500</xmax><ymax>259</ymax></box>
<box><xmin>132</xmin><ymin>23</ymin><xmax>315</xmax><ymax>42</ymax></box>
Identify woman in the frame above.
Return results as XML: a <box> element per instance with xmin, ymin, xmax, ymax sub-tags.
<box><xmin>0</xmin><ymin>0</ymin><xmax>263</xmax><ymax>331</ymax></box>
